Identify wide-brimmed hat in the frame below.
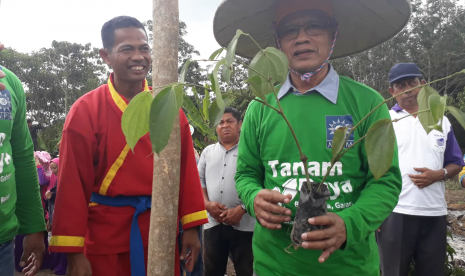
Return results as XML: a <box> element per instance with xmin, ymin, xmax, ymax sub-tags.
<box><xmin>213</xmin><ymin>0</ymin><xmax>411</xmax><ymax>60</ymax></box>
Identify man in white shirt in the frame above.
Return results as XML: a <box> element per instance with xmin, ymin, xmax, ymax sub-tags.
<box><xmin>198</xmin><ymin>107</ymin><xmax>255</xmax><ymax>276</ymax></box>
<box><xmin>377</xmin><ymin>63</ymin><xmax>464</xmax><ymax>276</ymax></box>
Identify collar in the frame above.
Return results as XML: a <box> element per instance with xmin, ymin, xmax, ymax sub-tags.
<box><xmin>218</xmin><ymin>142</ymin><xmax>238</xmax><ymax>152</ymax></box>
<box><xmin>277</xmin><ymin>65</ymin><xmax>340</xmax><ymax>104</ymax></box>
<box><xmin>391</xmin><ymin>104</ymin><xmax>404</xmax><ymax>113</ymax></box>
<box><xmin>108</xmin><ymin>73</ymin><xmax>149</xmax><ymax>112</ymax></box>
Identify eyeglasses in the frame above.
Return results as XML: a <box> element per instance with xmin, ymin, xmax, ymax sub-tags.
<box><xmin>277</xmin><ymin>22</ymin><xmax>337</xmax><ymax>41</ymax></box>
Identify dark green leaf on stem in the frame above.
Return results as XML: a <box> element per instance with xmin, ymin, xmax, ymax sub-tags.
<box><xmin>264</xmin><ymin>47</ymin><xmax>289</xmax><ymax>85</ymax></box>
<box><xmin>447</xmin><ymin>106</ymin><xmax>465</xmax><ymax>131</ymax></box>
<box><xmin>418</xmin><ymin>85</ymin><xmax>440</xmax><ymax>134</ymax></box>
<box><xmin>245</xmin><ymin>75</ymin><xmax>268</xmax><ymax>102</ymax></box>
<box><xmin>174</xmin><ymin>85</ymin><xmax>184</xmax><ymax>111</ymax></box>
<box><xmin>428</xmin><ymin>94</ymin><xmax>447</xmax><ymax>132</ymax></box>
<box><xmin>331</xmin><ymin>127</ymin><xmax>348</xmax><ymax>165</ymax></box>
<box><xmin>179</xmin><ymin>59</ymin><xmax>191</xmax><ymax>83</ymax></box>
<box><xmin>225</xmin><ymin>30</ymin><xmax>243</xmax><ymax>67</ymax></box>
<box><xmin>122</xmin><ymin>91</ymin><xmax>153</xmax><ymax>151</ymax></box>
<box><xmin>365</xmin><ymin>119</ymin><xmax>396</xmax><ymax>180</ymax></box>
<box><xmin>248</xmin><ymin>47</ymin><xmax>289</xmax><ymax>95</ymax></box>
<box><xmin>209</xmin><ymin>48</ymin><xmax>225</xmax><ymax>61</ymax></box>
<box><xmin>209</xmin><ymin>94</ymin><xmax>231</xmax><ymax>128</ymax></box>
<box><xmin>149</xmin><ymin>87</ymin><xmax>178</xmax><ymax>155</ymax></box>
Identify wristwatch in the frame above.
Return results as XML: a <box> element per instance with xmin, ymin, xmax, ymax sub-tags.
<box><xmin>443</xmin><ymin>168</ymin><xmax>448</xmax><ymax>181</ymax></box>
<box><xmin>241</xmin><ymin>203</ymin><xmax>247</xmax><ymax>213</ymax></box>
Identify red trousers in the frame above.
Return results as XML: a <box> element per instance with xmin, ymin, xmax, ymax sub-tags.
<box><xmin>86</xmin><ymin>247</ymin><xmax>148</xmax><ymax>276</ymax></box>
<box><xmin>85</xmin><ymin>246</ymin><xmax>181</xmax><ymax>276</ymax></box>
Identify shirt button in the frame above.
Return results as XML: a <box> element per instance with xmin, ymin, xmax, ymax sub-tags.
<box><xmin>222</xmin><ymin>177</ymin><xmax>224</xmax><ymax>179</ymax></box>
<box><xmin>221</xmin><ymin>191</ymin><xmax>223</xmax><ymax>193</ymax></box>
<box><xmin>224</xmin><ymin>164</ymin><xmax>226</xmax><ymax>166</ymax></box>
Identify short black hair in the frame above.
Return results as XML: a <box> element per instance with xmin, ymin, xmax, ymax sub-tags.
<box><xmin>101</xmin><ymin>16</ymin><xmax>147</xmax><ymax>51</ymax></box>
<box><xmin>27</xmin><ymin>119</ymin><xmax>32</xmax><ymax>123</ymax></box>
<box><xmin>224</xmin><ymin>107</ymin><xmax>242</xmax><ymax>122</ymax></box>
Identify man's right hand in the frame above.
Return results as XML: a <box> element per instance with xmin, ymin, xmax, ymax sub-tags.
<box><xmin>66</xmin><ymin>253</ymin><xmax>92</xmax><ymax>276</ymax></box>
<box><xmin>205</xmin><ymin>201</ymin><xmax>227</xmax><ymax>223</ymax></box>
<box><xmin>254</xmin><ymin>189</ymin><xmax>292</xmax><ymax>229</ymax></box>
<box><xmin>0</xmin><ymin>43</ymin><xmax>6</xmax><ymax>91</ymax></box>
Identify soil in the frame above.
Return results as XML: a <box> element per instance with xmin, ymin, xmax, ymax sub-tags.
<box><xmin>291</xmin><ymin>182</ymin><xmax>330</xmax><ymax>246</ymax></box>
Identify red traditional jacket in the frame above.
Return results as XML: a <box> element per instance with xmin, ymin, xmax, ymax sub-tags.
<box><xmin>49</xmin><ymin>75</ymin><xmax>208</xmax><ymax>259</ymax></box>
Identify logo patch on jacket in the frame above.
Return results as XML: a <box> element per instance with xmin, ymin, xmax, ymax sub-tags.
<box><xmin>437</xmin><ymin>138</ymin><xmax>445</xmax><ymax>147</ymax></box>
<box><xmin>326</xmin><ymin>115</ymin><xmax>354</xmax><ymax>148</ymax></box>
<box><xmin>0</xmin><ymin>90</ymin><xmax>12</xmax><ymax>121</ymax></box>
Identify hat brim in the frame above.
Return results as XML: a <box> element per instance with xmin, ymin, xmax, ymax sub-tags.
<box><xmin>389</xmin><ymin>74</ymin><xmax>423</xmax><ymax>84</ymax></box>
<box><xmin>213</xmin><ymin>0</ymin><xmax>411</xmax><ymax>60</ymax></box>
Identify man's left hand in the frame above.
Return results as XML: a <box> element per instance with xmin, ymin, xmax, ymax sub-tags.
<box><xmin>409</xmin><ymin>167</ymin><xmax>444</xmax><ymax>189</ymax></box>
<box><xmin>20</xmin><ymin>232</ymin><xmax>45</xmax><ymax>276</ymax></box>
<box><xmin>221</xmin><ymin>206</ymin><xmax>245</xmax><ymax>226</ymax></box>
<box><xmin>300</xmin><ymin>213</ymin><xmax>346</xmax><ymax>263</ymax></box>
<box><xmin>180</xmin><ymin>227</ymin><xmax>201</xmax><ymax>272</ymax></box>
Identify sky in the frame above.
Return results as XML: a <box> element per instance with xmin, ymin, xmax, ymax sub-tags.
<box><xmin>0</xmin><ymin>0</ymin><xmax>221</xmax><ymax>59</ymax></box>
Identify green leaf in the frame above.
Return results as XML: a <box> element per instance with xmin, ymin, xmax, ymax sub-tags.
<box><xmin>37</xmin><ymin>135</ymin><xmax>47</xmax><ymax>151</ymax></box>
<box><xmin>225</xmin><ymin>30</ymin><xmax>243</xmax><ymax>67</ymax></box>
<box><xmin>222</xmin><ymin>65</ymin><xmax>232</xmax><ymax>85</ymax></box>
<box><xmin>209</xmin><ymin>95</ymin><xmax>230</xmax><ymax>129</ymax></box>
<box><xmin>428</xmin><ymin>94</ymin><xmax>447</xmax><ymax>132</ymax></box>
<box><xmin>122</xmin><ymin>91</ymin><xmax>153</xmax><ymax>151</ymax></box>
<box><xmin>182</xmin><ymin>94</ymin><xmax>214</xmax><ymax>137</ymax></box>
<box><xmin>194</xmin><ymin>138</ymin><xmax>204</xmax><ymax>150</ymax></box>
<box><xmin>203</xmin><ymin>98</ymin><xmax>210</xmax><ymax>121</ymax></box>
<box><xmin>447</xmin><ymin>106</ymin><xmax>465</xmax><ymax>130</ymax></box>
<box><xmin>179</xmin><ymin>59</ymin><xmax>191</xmax><ymax>83</ymax></box>
<box><xmin>192</xmin><ymin>87</ymin><xmax>200</xmax><ymax>105</ymax></box>
<box><xmin>248</xmin><ymin>47</ymin><xmax>289</xmax><ymax>95</ymax></box>
<box><xmin>209</xmin><ymin>59</ymin><xmax>225</xmax><ymax>110</ymax></box>
<box><xmin>245</xmin><ymin>75</ymin><xmax>268</xmax><ymax>102</ymax></box>
<box><xmin>209</xmin><ymin>48</ymin><xmax>225</xmax><ymax>61</ymax></box>
<box><xmin>182</xmin><ymin>94</ymin><xmax>203</xmax><ymax>122</ymax></box>
<box><xmin>174</xmin><ymin>85</ymin><xmax>184</xmax><ymax>111</ymax></box>
<box><xmin>149</xmin><ymin>87</ymin><xmax>178</xmax><ymax>155</ymax></box>
<box><xmin>365</xmin><ymin>119</ymin><xmax>396</xmax><ymax>180</ymax></box>
<box><xmin>264</xmin><ymin>47</ymin><xmax>289</xmax><ymax>85</ymax></box>
<box><xmin>331</xmin><ymin>127</ymin><xmax>348</xmax><ymax>165</ymax></box>
<box><xmin>417</xmin><ymin>85</ymin><xmax>440</xmax><ymax>134</ymax></box>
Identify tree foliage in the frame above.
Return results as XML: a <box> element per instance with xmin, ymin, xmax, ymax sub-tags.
<box><xmin>0</xmin><ymin>41</ymin><xmax>107</xmax><ymax>124</ymax></box>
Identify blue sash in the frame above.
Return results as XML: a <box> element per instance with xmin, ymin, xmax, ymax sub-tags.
<box><xmin>90</xmin><ymin>192</ymin><xmax>151</xmax><ymax>276</ymax></box>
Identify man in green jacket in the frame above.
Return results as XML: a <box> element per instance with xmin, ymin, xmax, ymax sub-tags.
<box><xmin>0</xmin><ymin>43</ymin><xmax>46</xmax><ymax>276</ymax></box>
<box><xmin>213</xmin><ymin>0</ymin><xmax>411</xmax><ymax>275</ymax></box>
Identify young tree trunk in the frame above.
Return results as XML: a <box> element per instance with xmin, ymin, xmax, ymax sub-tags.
<box><xmin>147</xmin><ymin>0</ymin><xmax>180</xmax><ymax>275</ymax></box>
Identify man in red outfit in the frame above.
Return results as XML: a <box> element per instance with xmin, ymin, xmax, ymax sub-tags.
<box><xmin>49</xmin><ymin>16</ymin><xmax>208</xmax><ymax>276</ymax></box>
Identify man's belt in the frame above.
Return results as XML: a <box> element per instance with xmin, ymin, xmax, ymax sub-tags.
<box><xmin>90</xmin><ymin>192</ymin><xmax>151</xmax><ymax>276</ymax></box>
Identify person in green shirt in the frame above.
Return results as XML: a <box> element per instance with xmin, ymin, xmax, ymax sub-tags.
<box><xmin>0</xmin><ymin>43</ymin><xmax>46</xmax><ymax>276</ymax></box>
<box><xmin>213</xmin><ymin>0</ymin><xmax>411</xmax><ymax>275</ymax></box>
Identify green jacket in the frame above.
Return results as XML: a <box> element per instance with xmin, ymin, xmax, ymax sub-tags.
<box><xmin>235</xmin><ymin>76</ymin><xmax>402</xmax><ymax>275</ymax></box>
<box><xmin>0</xmin><ymin>66</ymin><xmax>46</xmax><ymax>244</ymax></box>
